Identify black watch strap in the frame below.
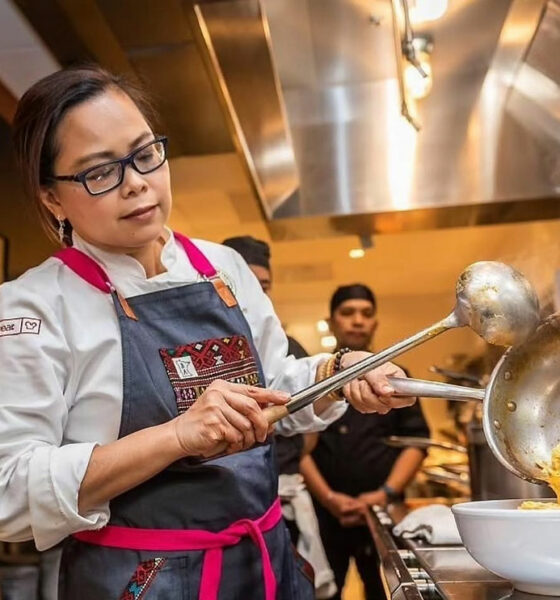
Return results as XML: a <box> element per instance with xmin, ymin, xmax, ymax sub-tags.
<box><xmin>381</xmin><ymin>483</ymin><xmax>400</xmax><ymax>502</ymax></box>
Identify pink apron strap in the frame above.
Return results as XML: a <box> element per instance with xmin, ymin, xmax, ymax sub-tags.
<box><xmin>53</xmin><ymin>247</ymin><xmax>112</xmax><ymax>294</ymax></box>
<box><xmin>74</xmin><ymin>498</ymin><xmax>282</xmax><ymax>600</ymax></box>
<box><xmin>173</xmin><ymin>231</ymin><xmax>217</xmax><ymax>279</ymax></box>
<box><xmin>54</xmin><ymin>232</ymin><xmax>216</xmax><ymax>291</ymax></box>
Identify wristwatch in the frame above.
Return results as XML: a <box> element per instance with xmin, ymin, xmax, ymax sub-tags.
<box><xmin>381</xmin><ymin>483</ymin><xmax>400</xmax><ymax>503</ymax></box>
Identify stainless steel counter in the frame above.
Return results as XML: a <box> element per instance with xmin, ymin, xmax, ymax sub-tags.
<box><xmin>366</xmin><ymin>504</ymin><xmax>560</xmax><ymax>600</ymax></box>
<box><xmin>404</xmin><ymin>539</ymin><xmax>510</xmax><ymax>600</ymax></box>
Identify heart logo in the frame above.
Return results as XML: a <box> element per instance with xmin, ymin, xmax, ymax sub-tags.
<box><xmin>24</xmin><ymin>321</ymin><xmax>38</xmax><ymax>330</ymax></box>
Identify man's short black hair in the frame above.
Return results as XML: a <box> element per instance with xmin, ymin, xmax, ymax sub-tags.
<box><xmin>330</xmin><ymin>284</ymin><xmax>376</xmax><ymax>316</ymax></box>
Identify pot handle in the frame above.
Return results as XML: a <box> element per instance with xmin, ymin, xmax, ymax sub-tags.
<box><xmin>387</xmin><ymin>376</ymin><xmax>485</xmax><ymax>401</ymax></box>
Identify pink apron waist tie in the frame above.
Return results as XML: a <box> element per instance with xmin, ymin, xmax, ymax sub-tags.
<box><xmin>73</xmin><ymin>498</ymin><xmax>282</xmax><ymax>600</ymax></box>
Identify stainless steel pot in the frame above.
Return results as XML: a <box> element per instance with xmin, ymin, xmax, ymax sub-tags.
<box><xmin>466</xmin><ymin>421</ymin><xmax>553</xmax><ymax>500</ymax></box>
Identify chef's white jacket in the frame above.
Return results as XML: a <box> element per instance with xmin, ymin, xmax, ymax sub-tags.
<box><xmin>0</xmin><ymin>230</ymin><xmax>346</xmax><ymax>550</ymax></box>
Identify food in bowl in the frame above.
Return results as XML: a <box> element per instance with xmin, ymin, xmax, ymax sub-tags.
<box><xmin>519</xmin><ymin>443</ymin><xmax>560</xmax><ymax>510</ymax></box>
<box><xmin>519</xmin><ymin>500</ymin><xmax>560</xmax><ymax>510</ymax></box>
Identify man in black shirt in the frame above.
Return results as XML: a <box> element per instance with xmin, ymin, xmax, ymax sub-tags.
<box><xmin>301</xmin><ymin>284</ymin><xmax>429</xmax><ymax>599</ymax></box>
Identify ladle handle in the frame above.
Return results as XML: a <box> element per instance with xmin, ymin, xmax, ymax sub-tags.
<box><xmin>199</xmin><ymin>314</ymin><xmax>461</xmax><ymax>460</ymax></box>
<box><xmin>277</xmin><ymin>313</ymin><xmax>458</xmax><ymax>418</ymax></box>
<box><xmin>387</xmin><ymin>376</ymin><xmax>485</xmax><ymax>402</ymax></box>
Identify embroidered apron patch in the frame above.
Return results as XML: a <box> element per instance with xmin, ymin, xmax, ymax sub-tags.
<box><xmin>119</xmin><ymin>557</ymin><xmax>167</xmax><ymax>600</ymax></box>
<box><xmin>159</xmin><ymin>335</ymin><xmax>261</xmax><ymax>413</ymax></box>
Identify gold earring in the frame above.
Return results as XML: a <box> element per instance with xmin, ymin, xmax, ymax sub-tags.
<box><xmin>57</xmin><ymin>217</ymin><xmax>65</xmax><ymax>244</ymax></box>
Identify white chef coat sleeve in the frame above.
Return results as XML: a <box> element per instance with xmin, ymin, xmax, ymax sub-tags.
<box><xmin>225</xmin><ymin>250</ymin><xmax>347</xmax><ymax>435</ymax></box>
<box><xmin>0</xmin><ymin>281</ymin><xmax>109</xmax><ymax>551</ymax></box>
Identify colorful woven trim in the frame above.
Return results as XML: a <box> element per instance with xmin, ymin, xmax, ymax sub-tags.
<box><xmin>119</xmin><ymin>557</ymin><xmax>167</xmax><ymax>600</ymax></box>
<box><xmin>159</xmin><ymin>335</ymin><xmax>261</xmax><ymax>413</ymax></box>
<box><xmin>292</xmin><ymin>545</ymin><xmax>315</xmax><ymax>585</ymax></box>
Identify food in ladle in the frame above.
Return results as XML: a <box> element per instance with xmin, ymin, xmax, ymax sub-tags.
<box><xmin>519</xmin><ymin>443</ymin><xmax>560</xmax><ymax>510</ymax></box>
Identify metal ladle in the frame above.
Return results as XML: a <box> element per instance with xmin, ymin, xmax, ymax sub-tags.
<box><xmin>385</xmin><ymin>314</ymin><xmax>560</xmax><ymax>483</ymax></box>
<box><xmin>264</xmin><ymin>261</ymin><xmax>540</xmax><ymax>424</ymax></box>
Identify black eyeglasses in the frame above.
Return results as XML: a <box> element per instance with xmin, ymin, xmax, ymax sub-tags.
<box><xmin>50</xmin><ymin>136</ymin><xmax>168</xmax><ymax>196</ymax></box>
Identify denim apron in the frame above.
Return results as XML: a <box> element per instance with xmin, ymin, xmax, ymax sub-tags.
<box><xmin>54</xmin><ymin>234</ymin><xmax>314</xmax><ymax>600</ymax></box>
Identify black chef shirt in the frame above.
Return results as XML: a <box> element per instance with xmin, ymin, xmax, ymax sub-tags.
<box><xmin>274</xmin><ymin>335</ymin><xmax>307</xmax><ymax>475</ymax></box>
<box><xmin>311</xmin><ymin>383</ymin><xmax>429</xmax><ymax>496</ymax></box>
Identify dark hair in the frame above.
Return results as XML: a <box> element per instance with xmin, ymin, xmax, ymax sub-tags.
<box><xmin>330</xmin><ymin>283</ymin><xmax>377</xmax><ymax>316</ymax></box>
<box><xmin>222</xmin><ymin>236</ymin><xmax>271</xmax><ymax>270</ymax></box>
<box><xmin>12</xmin><ymin>65</ymin><xmax>157</xmax><ymax>245</ymax></box>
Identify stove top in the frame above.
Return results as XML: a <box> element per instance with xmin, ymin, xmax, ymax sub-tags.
<box><xmin>367</xmin><ymin>505</ymin><xmax>560</xmax><ymax>600</ymax></box>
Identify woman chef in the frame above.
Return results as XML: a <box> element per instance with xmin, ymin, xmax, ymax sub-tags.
<box><xmin>0</xmin><ymin>66</ymin><xmax>414</xmax><ymax>600</ymax></box>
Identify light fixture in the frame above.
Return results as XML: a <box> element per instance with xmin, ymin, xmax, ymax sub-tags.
<box><xmin>409</xmin><ymin>0</ymin><xmax>448</xmax><ymax>24</ymax></box>
<box><xmin>316</xmin><ymin>320</ymin><xmax>329</xmax><ymax>333</ymax></box>
<box><xmin>404</xmin><ymin>53</ymin><xmax>432</xmax><ymax>99</ymax></box>
<box><xmin>404</xmin><ymin>36</ymin><xmax>434</xmax><ymax>100</ymax></box>
<box><xmin>349</xmin><ymin>234</ymin><xmax>373</xmax><ymax>259</ymax></box>
<box><xmin>320</xmin><ymin>335</ymin><xmax>337</xmax><ymax>349</ymax></box>
<box><xmin>349</xmin><ymin>248</ymin><xmax>365</xmax><ymax>259</ymax></box>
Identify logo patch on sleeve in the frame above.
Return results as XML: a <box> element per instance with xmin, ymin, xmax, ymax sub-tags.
<box><xmin>0</xmin><ymin>317</ymin><xmax>41</xmax><ymax>337</ymax></box>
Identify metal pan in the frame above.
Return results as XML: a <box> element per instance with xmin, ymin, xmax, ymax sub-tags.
<box><xmin>382</xmin><ymin>435</ymin><xmax>467</xmax><ymax>454</ymax></box>
<box><xmin>387</xmin><ymin>314</ymin><xmax>560</xmax><ymax>484</ymax></box>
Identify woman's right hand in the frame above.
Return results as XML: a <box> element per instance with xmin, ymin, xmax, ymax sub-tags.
<box><xmin>172</xmin><ymin>379</ymin><xmax>290</xmax><ymax>458</ymax></box>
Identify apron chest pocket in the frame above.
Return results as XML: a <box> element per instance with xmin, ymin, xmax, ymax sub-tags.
<box><xmin>159</xmin><ymin>335</ymin><xmax>262</xmax><ymax>414</ymax></box>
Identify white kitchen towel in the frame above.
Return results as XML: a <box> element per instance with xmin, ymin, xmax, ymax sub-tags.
<box><xmin>279</xmin><ymin>474</ymin><xmax>337</xmax><ymax>599</ymax></box>
<box><xmin>392</xmin><ymin>504</ymin><xmax>462</xmax><ymax>545</ymax></box>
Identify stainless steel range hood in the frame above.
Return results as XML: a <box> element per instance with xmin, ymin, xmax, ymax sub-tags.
<box><xmin>190</xmin><ymin>0</ymin><xmax>560</xmax><ymax>238</ymax></box>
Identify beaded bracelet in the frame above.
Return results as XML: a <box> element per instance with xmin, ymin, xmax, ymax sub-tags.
<box><xmin>333</xmin><ymin>347</ymin><xmax>351</xmax><ymax>373</ymax></box>
<box><xmin>316</xmin><ymin>348</ymin><xmax>353</xmax><ymax>402</ymax></box>
<box><xmin>324</xmin><ymin>356</ymin><xmax>336</xmax><ymax>379</ymax></box>
<box><xmin>316</xmin><ymin>357</ymin><xmax>339</xmax><ymax>402</ymax></box>
<box><xmin>316</xmin><ymin>358</ymin><xmax>329</xmax><ymax>382</ymax></box>
<box><xmin>323</xmin><ymin>347</ymin><xmax>352</xmax><ymax>402</ymax></box>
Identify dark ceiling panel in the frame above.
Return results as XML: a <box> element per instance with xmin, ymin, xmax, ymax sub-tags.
<box><xmin>55</xmin><ymin>0</ymin><xmax>137</xmax><ymax>76</ymax></box>
<box><xmin>0</xmin><ymin>119</ymin><xmax>14</xmax><ymax>172</ymax></box>
<box><xmin>96</xmin><ymin>0</ymin><xmax>193</xmax><ymax>49</ymax></box>
<box><xmin>130</xmin><ymin>43</ymin><xmax>233</xmax><ymax>154</ymax></box>
<box><xmin>13</xmin><ymin>0</ymin><xmax>92</xmax><ymax>66</ymax></box>
<box><xmin>0</xmin><ymin>79</ymin><xmax>17</xmax><ymax>125</ymax></box>
<box><xmin>12</xmin><ymin>0</ymin><xmax>233</xmax><ymax>156</ymax></box>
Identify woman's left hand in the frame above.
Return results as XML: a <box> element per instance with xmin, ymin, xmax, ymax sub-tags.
<box><xmin>339</xmin><ymin>353</ymin><xmax>415</xmax><ymax>414</ymax></box>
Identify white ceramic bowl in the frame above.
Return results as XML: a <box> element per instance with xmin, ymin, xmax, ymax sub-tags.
<box><xmin>452</xmin><ymin>499</ymin><xmax>560</xmax><ymax>596</ymax></box>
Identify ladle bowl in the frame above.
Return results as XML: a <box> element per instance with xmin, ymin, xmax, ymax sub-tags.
<box><xmin>455</xmin><ymin>261</ymin><xmax>540</xmax><ymax>347</ymax></box>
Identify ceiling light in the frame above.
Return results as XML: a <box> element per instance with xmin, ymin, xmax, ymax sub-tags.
<box><xmin>320</xmin><ymin>335</ymin><xmax>337</xmax><ymax>349</ymax></box>
<box><xmin>409</xmin><ymin>0</ymin><xmax>448</xmax><ymax>24</ymax></box>
<box><xmin>404</xmin><ymin>54</ymin><xmax>432</xmax><ymax>99</ymax></box>
<box><xmin>349</xmin><ymin>248</ymin><xmax>366</xmax><ymax>259</ymax></box>
<box><xmin>317</xmin><ymin>320</ymin><xmax>329</xmax><ymax>333</ymax></box>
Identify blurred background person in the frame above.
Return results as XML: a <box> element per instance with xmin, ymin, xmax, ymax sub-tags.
<box><xmin>223</xmin><ymin>236</ymin><xmax>337</xmax><ymax>598</ymax></box>
<box><xmin>301</xmin><ymin>284</ymin><xmax>429</xmax><ymax>599</ymax></box>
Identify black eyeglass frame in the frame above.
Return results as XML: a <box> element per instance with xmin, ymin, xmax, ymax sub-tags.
<box><xmin>50</xmin><ymin>136</ymin><xmax>169</xmax><ymax>196</ymax></box>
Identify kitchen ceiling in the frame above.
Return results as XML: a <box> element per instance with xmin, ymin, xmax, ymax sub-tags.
<box><xmin>2</xmin><ymin>0</ymin><xmax>558</xmax><ymax>240</ymax></box>
<box><xmin>192</xmin><ymin>0</ymin><xmax>560</xmax><ymax>236</ymax></box>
